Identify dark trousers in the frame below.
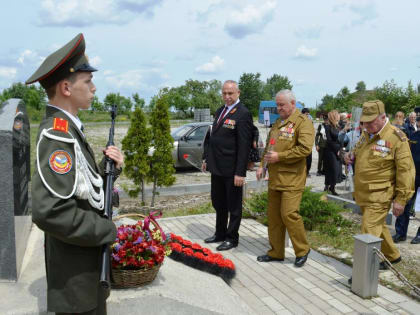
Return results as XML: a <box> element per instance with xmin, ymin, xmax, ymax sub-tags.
<box><xmin>317</xmin><ymin>147</ymin><xmax>324</xmax><ymax>173</ymax></box>
<box><xmin>395</xmin><ymin>180</ymin><xmax>419</xmax><ymax>237</ymax></box>
<box><xmin>306</xmin><ymin>153</ymin><xmax>312</xmax><ymax>175</ymax></box>
<box><xmin>211</xmin><ymin>174</ymin><xmax>243</xmax><ymax>243</ymax></box>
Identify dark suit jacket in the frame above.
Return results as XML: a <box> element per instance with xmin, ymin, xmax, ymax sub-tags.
<box><xmin>203</xmin><ymin>102</ymin><xmax>253</xmax><ymax>177</ymax></box>
<box><xmin>32</xmin><ymin>106</ymin><xmax>117</xmax><ymax>313</ymax></box>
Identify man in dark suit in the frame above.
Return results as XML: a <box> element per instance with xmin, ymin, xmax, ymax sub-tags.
<box><xmin>26</xmin><ymin>33</ymin><xmax>123</xmax><ymax>314</ymax></box>
<box><xmin>202</xmin><ymin>80</ymin><xmax>253</xmax><ymax>251</ymax></box>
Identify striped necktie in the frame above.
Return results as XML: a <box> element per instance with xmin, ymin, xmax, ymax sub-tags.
<box><xmin>217</xmin><ymin>106</ymin><xmax>228</xmax><ymax>124</ymax></box>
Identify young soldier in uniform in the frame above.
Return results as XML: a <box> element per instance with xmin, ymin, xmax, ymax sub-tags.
<box><xmin>26</xmin><ymin>33</ymin><xmax>124</xmax><ymax>314</ymax></box>
<box><xmin>345</xmin><ymin>100</ymin><xmax>414</xmax><ymax>278</ymax></box>
<box><xmin>256</xmin><ymin>89</ymin><xmax>314</xmax><ymax>267</ymax></box>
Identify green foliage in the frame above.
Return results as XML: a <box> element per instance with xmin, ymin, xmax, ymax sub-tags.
<box><xmin>374</xmin><ymin>80</ymin><xmax>408</xmax><ymax>115</ymax></box>
<box><xmin>239</xmin><ymin>72</ymin><xmax>264</xmax><ymax>116</ymax></box>
<box><xmin>245</xmin><ymin>187</ymin><xmax>353</xmax><ymax>237</ymax></box>
<box><xmin>165</xmin><ymin>79</ymin><xmax>222</xmax><ymax>115</ymax></box>
<box><xmin>355</xmin><ymin>81</ymin><xmax>366</xmax><ymax>92</ymax></box>
<box><xmin>149</xmin><ymin>91</ymin><xmax>176</xmax><ymax>205</ymax></box>
<box><xmin>0</xmin><ymin>82</ymin><xmax>47</xmax><ymax>120</ymax></box>
<box><xmin>122</xmin><ymin>107</ymin><xmax>152</xmax><ymax>204</ymax></box>
<box><xmin>263</xmin><ymin>74</ymin><xmax>293</xmax><ymax>100</ymax></box>
<box><xmin>103</xmin><ymin>92</ymin><xmax>133</xmax><ymax>114</ymax></box>
<box><xmin>132</xmin><ymin>93</ymin><xmax>145</xmax><ymax>109</ymax></box>
<box><xmin>91</xmin><ymin>95</ymin><xmax>104</xmax><ymax>111</ymax></box>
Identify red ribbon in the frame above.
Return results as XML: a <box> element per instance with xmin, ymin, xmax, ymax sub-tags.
<box><xmin>143</xmin><ymin>211</ymin><xmax>166</xmax><ymax>240</ymax></box>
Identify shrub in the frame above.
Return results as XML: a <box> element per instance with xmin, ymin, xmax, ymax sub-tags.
<box><xmin>245</xmin><ymin>187</ymin><xmax>353</xmax><ymax>237</ymax></box>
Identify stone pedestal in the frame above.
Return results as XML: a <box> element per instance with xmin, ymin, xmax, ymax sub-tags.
<box><xmin>0</xmin><ymin>99</ymin><xmax>32</xmax><ymax>281</ymax></box>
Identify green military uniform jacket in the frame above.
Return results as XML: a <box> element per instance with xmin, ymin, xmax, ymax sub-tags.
<box><xmin>353</xmin><ymin>120</ymin><xmax>415</xmax><ymax>207</ymax></box>
<box><xmin>262</xmin><ymin>109</ymin><xmax>314</xmax><ymax>191</ymax></box>
<box><xmin>32</xmin><ymin>106</ymin><xmax>117</xmax><ymax>313</ymax></box>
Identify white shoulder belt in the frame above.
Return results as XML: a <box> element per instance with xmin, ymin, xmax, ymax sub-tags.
<box><xmin>37</xmin><ymin>128</ymin><xmax>104</xmax><ymax>211</ymax></box>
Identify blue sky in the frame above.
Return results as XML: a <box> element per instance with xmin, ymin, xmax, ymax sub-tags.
<box><xmin>1</xmin><ymin>0</ymin><xmax>420</xmax><ymax>107</ymax></box>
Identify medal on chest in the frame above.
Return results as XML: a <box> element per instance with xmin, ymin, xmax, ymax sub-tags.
<box><xmin>371</xmin><ymin>139</ymin><xmax>392</xmax><ymax>157</ymax></box>
<box><xmin>278</xmin><ymin>123</ymin><xmax>295</xmax><ymax>140</ymax></box>
<box><xmin>222</xmin><ymin>119</ymin><xmax>236</xmax><ymax>129</ymax></box>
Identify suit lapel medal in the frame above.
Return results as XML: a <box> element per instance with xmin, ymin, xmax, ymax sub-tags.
<box><xmin>223</xmin><ymin>119</ymin><xmax>236</xmax><ymax>129</ymax></box>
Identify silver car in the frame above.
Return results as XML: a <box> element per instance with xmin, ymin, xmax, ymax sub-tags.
<box><xmin>171</xmin><ymin>122</ymin><xmax>212</xmax><ymax>169</ymax></box>
<box><xmin>171</xmin><ymin>121</ymin><xmax>265</xmax><ymax>170</ymax></box>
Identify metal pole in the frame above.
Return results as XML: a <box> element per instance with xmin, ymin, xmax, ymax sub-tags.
<box><xmin>351</xmin><ymin>234</ymin><xmax>382</xmax><ymax>298</ymax></box>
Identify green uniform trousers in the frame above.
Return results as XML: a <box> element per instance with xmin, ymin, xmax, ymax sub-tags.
<box><xmin>267</xmin><ymin>189</ymin><xmax>310</xmax><ymax>258</ymax></box>
<box><xmin>361</xmin><ymin>204</ymin><xmax>400</xmax><ymax>261</ymax></box>
<box><xmin>56</xmin><ymin>287</ymin><xmax>107</xmax><ymax>315</ymax></box>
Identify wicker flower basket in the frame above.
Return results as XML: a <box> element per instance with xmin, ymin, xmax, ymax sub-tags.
<box><xmin>112</xmin><ymin>264</ymin><xmax>161</xmax><ymax>289</ymax></box>
<box><xmin>111</xmin><ymin>213</ymin><xmax>163</xmax><ymax>289</ymax></box>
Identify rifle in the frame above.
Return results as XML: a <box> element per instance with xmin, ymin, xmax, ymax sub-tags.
<box><xmin>99</xmin><ymin>104</ymin><xmax>117</xmax><ymax>289</ymax></box>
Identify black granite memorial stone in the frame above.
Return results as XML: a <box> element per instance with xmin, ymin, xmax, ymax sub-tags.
<box><xmin>0</xmin><ymin>98</ymin><xmax>32</xmax><ymax>281</ymax></box>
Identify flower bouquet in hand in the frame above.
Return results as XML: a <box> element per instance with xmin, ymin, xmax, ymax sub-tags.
<box><xmin>169</xmin><ymin>233</ymin><xmax>235</xmax><ymax>282</ymax></box>
<box><xmin>111</xmin><ymin>212</ymin><xmax>171</xmax><ymax>288</ymax></box>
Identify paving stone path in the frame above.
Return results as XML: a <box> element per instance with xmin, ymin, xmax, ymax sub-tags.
<box><xmin>159</xmin><ymin>214</ymin><xmax>420</xmax><ymax>315</ymax></box>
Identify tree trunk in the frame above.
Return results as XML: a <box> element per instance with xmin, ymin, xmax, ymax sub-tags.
<box><xmin>141</xmin><ymin>179</ymin><xmax>145</xmax><ymax>206</ymax></box>
<box><xmin>151</xmin><ymin>177</ymin><xmax>157</xmax><ymax>207</ymax></box>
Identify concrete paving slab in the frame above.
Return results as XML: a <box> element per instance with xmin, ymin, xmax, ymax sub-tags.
<box><xmin>0</xmin><ymin>224</ymin><xmax>254</xmax><ymax>315</ymax></box>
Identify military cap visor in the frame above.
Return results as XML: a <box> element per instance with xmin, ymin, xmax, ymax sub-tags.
<box><xmin>25</xmin><ymin>33</ymin><xmax>97</xmax><ymax>89</ymax></box>
<box><xmin>360</xmin><ymin>100</ymin><xmax>385</xmax><ymax>122</ymax></box>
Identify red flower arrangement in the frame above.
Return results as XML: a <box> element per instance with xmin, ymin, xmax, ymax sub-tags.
<box><xmin>111</xmin><ymin>214</ymin><xmax>171</xmax><ymax>270</ymax></box>
<box><xmin>169</xmin><ymin>233</ymin><xmax>236</xmax><ymax>281</ymax></box>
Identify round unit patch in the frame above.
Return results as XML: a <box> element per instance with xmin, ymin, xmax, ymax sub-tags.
<box><xmin>49</xmin><ymin>150</ymin><xmax>72</xmax><ymax>174</ymax></box>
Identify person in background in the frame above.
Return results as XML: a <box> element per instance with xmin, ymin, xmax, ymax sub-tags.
<box><xmin>392</xmin><ymin>111</ymin><xmax>406</xmax><ymax>132</ymax></box>
<box><xmin>247</xmin><ymin>123</ymin><xmax>261</xmax><ymax>171</ymax></box>
<box><xmin>403</xmin><ymin>112</ymin><xmax>417</xmax><ymax>138</ymax></box>
<box><xmin>315</xmin><ymin>114</ymin><xmax>328</xmax><ymax>176</ymax></box>
<box><xmin>202</xmin><ymin>80</ymin><xmax>253</xmax><ymax>251</ymax></box>
<box><xmin>393</xmin><ymin>115</ymin><xmax>420</xmax><ymax>244</ymax></box>
<box><xmin>301</xmin><ymin>108</ymin><xmax>313</xmax><ymax>177</ymax></box>
<box><xmin>323</xmin><ymin>110</ymin><xmax>341</xmax><ymax>195</ymax></box>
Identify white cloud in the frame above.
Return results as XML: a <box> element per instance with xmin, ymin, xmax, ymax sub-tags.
<box><xmin>389</xmin><ymin>67</ymin><xmax>398</xmax><ymax>72</ymax></box>
<box><xmin>195</xmin><ymin>56</ymin><xmax>225</xmax><ymax>74</ymax></box>
<box><xmin>16</xmin><ymin>49</ymin><xmax>44</xmax><ymax>66</ymax></box>
<box><xmin>0</xmin><ymin>67</ymin><xmax>17</xmax><ymax>79</ymax></box>
<box><xmin>295</xmin><ymin>45</ymin><xmax>318</xmax><ymax>59</ymax></box>
<box><xmin>38</xmin><ymin>0</ymin><xmax>162</xmax><ymax>27</ymax></box>
<box><xmin>104</xmin><ymin>68</ymin><xmax>169</xmax><ymax>92</ymax></box>
<box><xmin>225</xmin><ymin>0</ymin><xmax>277</xmax><ymax>39</ymax></box>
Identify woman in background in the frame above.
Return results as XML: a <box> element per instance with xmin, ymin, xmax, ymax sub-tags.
<box><xmin>323</xmin><ymin>110</ymin><xmax>341</xmax><ymax>195</ymax></box>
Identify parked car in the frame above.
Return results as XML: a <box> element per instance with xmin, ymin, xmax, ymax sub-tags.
<box><xmin>170</xmin><ymin>121</ymin><xmax>265</xmax><ymax>170</ymax></box>
<box><xmin>171</xmin><ymin>122</ymin><xmax>212</xmax><ymax>169</ymax></box>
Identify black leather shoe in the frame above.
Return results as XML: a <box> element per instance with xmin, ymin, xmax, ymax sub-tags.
<box><xmin>379</xmin><ymin>256</ymin><xmax>401</xmax><ymax>270</ymax></box>
<box><xmin>216</xmin><ymin>241</ymin><xmax>238</xmax><ymax>251</ymax></box>
<box><xmin>257</xmin><ymin>254</ymin><xmax>284</xmax><ymax>262</ymax></box>
<box><xmin>294</xmin><ymin>249</ymin><xmax>310</xmax><ymax>267</ymax></box>
<box><xmin>392</xmin><ymin>234</ymin><xmax>406</xmax><ymax>243</ymax></box>
<box><xmin>411</xmin><ymin>235</ymin><xmax>420</xmax><ymax>244</ymax></box>
<box><xmin>204</xmin><ymin>235</ymin><xmax>225</xmax><ymax>243</ymax></box>
<box><xmin>348</xmin><ymin>277</ymin><xmax>352</xmax><ymax>285</ymax></box>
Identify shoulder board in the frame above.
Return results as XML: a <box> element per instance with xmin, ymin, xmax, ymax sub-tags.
<box><xmin>53</xmin><ymin>117</ymin><xmax>69</xmax><ymax>133</ymax></box>
<box><xmin>393</xmin><ymin>127</ymin><xmax>407</xmax><ymax>142</ymax></box>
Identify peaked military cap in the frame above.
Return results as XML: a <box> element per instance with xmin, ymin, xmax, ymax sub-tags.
<box><xmin>25</xmin><ymin>33</ymin><xmax>97</xmax><ymax>89</ymax></box>
<box><xmin>360</xmin><ymin>100</ymin><xmax>385</xmax><ymax>122</ymax></box>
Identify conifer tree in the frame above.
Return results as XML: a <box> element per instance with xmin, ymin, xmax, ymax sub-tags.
<box><xmin>149</xmin><ymin>91</ymin><xmax>176</xmax><ymax>206</ymax></box>
<box><xmin>122</xmin><ymin>107</ymin><xmax>151</xmax><ymax>205</ymax></box>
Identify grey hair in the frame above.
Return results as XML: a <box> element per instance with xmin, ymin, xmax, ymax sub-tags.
<box><xmin>410</xmin><ymin>112</ymin><xmax>416</xmax><ymax>117</ymax></box>
<box><xmin>275</xmin><ymin>89</ymin><xmax>296</xmax><ymax>102</ymax></box>
<box><xmin>223</xmin><ymin>80</ymin><xmax>239</xmax><ymax>90</ymax></box>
